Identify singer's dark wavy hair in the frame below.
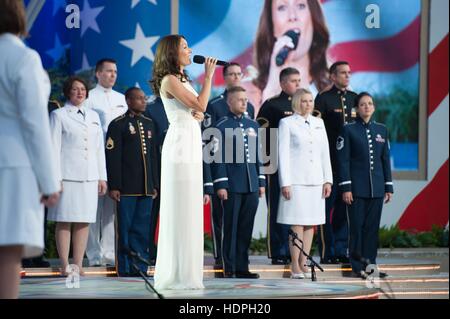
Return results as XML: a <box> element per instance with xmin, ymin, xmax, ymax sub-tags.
<box><xmin>253</xmin><ymin>0</ymin><xmax>330</xmax><ymax>92</ymax></box>
<box><xmin>150</xmin><ymin>34</ymin><xmax>190</xmax><ymax>96</ymax></box>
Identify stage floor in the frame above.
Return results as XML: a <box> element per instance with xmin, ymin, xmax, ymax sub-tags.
<box><xmin>19</xmin><ymin>276</ymin><xmax>378</xmax><ymax>299</ymax></box>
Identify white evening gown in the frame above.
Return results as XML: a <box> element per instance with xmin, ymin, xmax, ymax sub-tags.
<box><xmin>154</xmin><ymin>81</ymin><xmax>204</xmax><ymax>290</ymax></box>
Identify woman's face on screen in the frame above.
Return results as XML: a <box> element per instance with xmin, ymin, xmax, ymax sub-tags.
<box><xmin>272</xmin><ymin>0</ymin><xmax>314</xmax><ymax>60</ymax></box>
<box><xmin>178</xmin><ymin>37</ymin><xmax>192</xmax><ymax>67</ymax></box>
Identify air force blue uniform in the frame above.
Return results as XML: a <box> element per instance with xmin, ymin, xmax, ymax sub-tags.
<box><xmin>211</xmin><ymin>113</ymin><xmax>265</xmax><ymax>275</ymax></box>
<box><xmin>204</xmin><ymin>90</ymin><xmax>255</xmax><ymax>129</ymax></box>
<box><xmin>336</xmin><ymin>116</ymin><xmax>394</xmax><ymax>273</ymax></box>
<box><xmin>203</xmin><ymin>90</ymin><xmax>255</xmax><ymax>263</ymax></box>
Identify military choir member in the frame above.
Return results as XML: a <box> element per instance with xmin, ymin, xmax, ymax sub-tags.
<box><xmin>105</xmin><ymin>88</ymin><xmax>159</xmax><ymax>277</ymax></box>
<box><xmin>256</xmin><ymin>67</ymin><xmax>300</xmax><ymax>265</ymax></box>
<box><xmin>336</xmin><ymin>92</ymin><xmax>393</xmax><ymax>278</ymax></box>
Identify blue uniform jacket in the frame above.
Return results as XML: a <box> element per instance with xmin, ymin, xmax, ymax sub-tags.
<box><xmin>212</xmin><ymin>112</ymin><xmax>266</xmax><ymax>193</ymax></box>
<box><xmin>336</xmin><ymin>117</ymin><xmax>394</xmax><ymax>198</ymax></box>
<box><xmin>203</xmin><ymin>90</ymin><xmax>255</xmax><ymax>129</ymax></box>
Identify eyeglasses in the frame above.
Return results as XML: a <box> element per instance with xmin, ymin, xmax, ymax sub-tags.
<box><xmin>225</xmin><ymin>72</ymin><xmax>242</xmax><ymax>77</ymax></box>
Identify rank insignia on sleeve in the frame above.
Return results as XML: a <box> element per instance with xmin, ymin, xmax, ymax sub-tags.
<box><xmin>106</xmin><ymin>137</ymin><xmax>114</xmax><ymax>150</ymax></box>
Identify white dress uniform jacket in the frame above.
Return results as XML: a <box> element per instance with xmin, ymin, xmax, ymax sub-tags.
<box><xmin>85</xmin><ymin>84</ymin><xmax>127</xmax><ymax>135</ymax></box>
<box><xmin>278</xmin><ymin>113</ymin><xmax>333</xmax><ymax>187</ymax></box>
<box><xmin>84</xmin><ymin>84</ymin><xmax>125</xmax><ymax>265</ymax></box>
<box><xmin>0</xmin><ymin>33</ymin><xmax>59</xmax><ymax>256</ymax></box>
<box><xmin>50</xmin><ymin>103</ymin><xmax>107</xmax><ymax>182</ymax></box>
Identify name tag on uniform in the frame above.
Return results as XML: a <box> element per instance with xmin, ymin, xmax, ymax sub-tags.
<box><xmin>92</xmin><ymin>121</ymin><xmax>100</xmax><ymax>126</ymax></box>
<box><xmin>375</xmin><ymin>134</ymin><xmax>385</xmax><ymax>143</ymax></box>
<box><xmin>334</xmin><ymin>109</ymin><xmax>343</xmax><ymax>113</ymax></box>
<box><xmin>284</xmin><ymin>111</ymin><xmax>293</xmax><ymax>115</ymax></box>
<box><xmin>315</xmin><ymin>126</ymin><xmax>322</xmax><ymax>129</ymax></box>
<box><xmin>147</xmin><ymin>130</ymin><xmax>152</xmax><ymax>139</ymax></box>
<box><xmin>116</xmin><ymin>105</ymin><xmax>125</xmax><ymax>108</ymax></box>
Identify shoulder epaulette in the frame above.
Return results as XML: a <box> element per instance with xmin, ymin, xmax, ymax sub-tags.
<box><xmin>141</xmin><ymin>115</ymin><xmax>153</xmax><ymax>122</ymax></box>
<box><xmin>215</xmin><ymin>116</ymin><xmax>229</xmax><ymax>127</ymax></box>
<box><xmin>318</xmin><ymin>87</ymin><xmax>333</xmax><ymax>95</ymax></box>
<box><xmin>210</xmin><ymin>95</ymin><xmax>224</xmax><ymax>105</ymax></box>
<box><xmin>113</xmin><ymin>114</ymin><xmax>126</xmax><ymax>122</ymax></box>
<box><xmin>373</xmin><ymin>121</ymin><xmax>386</xmax><ymax>127</ymax></box>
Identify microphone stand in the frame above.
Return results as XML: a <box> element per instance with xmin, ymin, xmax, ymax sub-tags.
<box><xmin>290</xmin><ymin>234</ymin><xmax>324</xmax><ymax>282</ymax></box>
<box><xmin>128</xmin><ymin>251</ymin><xmax>164</xmax><ymax>299</ymax></box>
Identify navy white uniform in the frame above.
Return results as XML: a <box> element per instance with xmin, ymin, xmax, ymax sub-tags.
<box><xmin>314</xmin><ymin>85</ymin><xmax>358</xmax><ymax>263</ymax></box>
<box><xmin>105</xmin><ymin>111</ymin><xmax>159</xmax><ymax>276</ymax></box>
<box><xmin>257</xmin><ymin>91</ymin><xmax>294</xmax><ymax>263</ymax></box>
<box><xmin>48</xmin><ymin>103</ymin><xmax>107</xmax><ymax>223</ymax></box>
<box><xmin>212</xmin><ymin>113</ymin><xmax>265</xmax><ymax>276</ymax></box>
<box><xmin>85</xmin><ymin>84</ymin><xmax>127</xmax><ymax>266</ymax></box>
<box><xmin>203</xmin><ymin>90</ymin><xmax>255</xmax><ymax>264</ymax></box>
<box><xmin>0</xmin><ymin>33</ymin><xmax>59</xmax><ymax>257</ymax></box>
<box><xmin>336</xmin><ymin>116</ymin><xmax>394</xmax><ymax>274</ymax></box>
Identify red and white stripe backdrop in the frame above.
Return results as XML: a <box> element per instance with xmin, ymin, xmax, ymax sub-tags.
<box><xmin>200</xmin><ymin>0</ymin><xmax>448</xmax><ymax>234</ymax></box>
<box><xmin>392</xmin><ymin>0</ymin><xmax>449</xmax><ymax>231</ymax></box>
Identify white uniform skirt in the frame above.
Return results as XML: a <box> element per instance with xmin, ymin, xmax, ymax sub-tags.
<box><xmin>0</xmin><ymin>167</ymin><xmax>45</xmax><ymax>258</ymax></box>
<box><xmin>277</xmin><ymin>185</ymin><xmax>325</xmax><ymax>226</ymax></box>
<box><xmin>47</xmin><ymin>180</ymin><xmax>98</xmax><ymax>223</ymax></box>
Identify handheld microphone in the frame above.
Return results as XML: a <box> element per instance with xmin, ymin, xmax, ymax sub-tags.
<box><xmin>193</xmin><ymin>55</ymin><xmax>229</xmax><ymax>67</ymax></box>
<box><xmin>275</xmin><ymin>30</ymin><xmax>300</xmax><ymax>66</ymax></box>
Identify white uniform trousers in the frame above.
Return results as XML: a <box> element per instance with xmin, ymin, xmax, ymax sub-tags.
<box><xmin>86</xmin><ymin>194</ymin><xmax>116</xmax><ymax>265</ymax></box>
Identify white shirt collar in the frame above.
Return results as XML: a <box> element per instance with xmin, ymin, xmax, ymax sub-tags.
<box><xmin>0</xmin><ymin>33</ymin><xmax>25</xmax><ymax>47</ymax></box>
<box><xmin>96</xmin><ymin>83</ymin><xmax>113</xmax><ymax>93</ymax></box>
<box><xmin>294</xmin><ymin>112</ymin><xmax>312</xmax><ymax>124</ymax></box>
<box><xmin>66</xmin><ymin>101</ymin><xmax>86</xmax><ymax>112</ymax></box>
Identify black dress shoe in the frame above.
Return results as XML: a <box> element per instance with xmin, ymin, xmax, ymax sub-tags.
<box><xmin>347</xmin><ymin>271</ymin><xmax>367</xmax><ymax>279</ymax></box>
<box><xmin>378</xmin><ymin>272</ymin><xmax>388</xmax><ymax>278</ymax></box>
<box><xmin>22</xmin><ymin>256</ymin><xmax>51</xmax><ymax>268</ymax></box>
<box><xmin>223</xmin><ymin>271</ymin><xmax>235</xmax><ymax>278</ymax></box>
<box><xmin>271</xmin><ymin>258</ymin><xmax>290</xmax><ymax>265</ymax></box>
<box><xmin>235</xmin><ymin>271</ymin><xmax>260</xmax><ymax>279</ymax></box>
<box><xmin>336</xmin><ymin>256</ymin><xmax>350</xmax><ymax>264</ymax></box>
<box><xmin>320</xmin><ymin>257</ymin><xmax>339</xmax><ymax>264</ymax></box>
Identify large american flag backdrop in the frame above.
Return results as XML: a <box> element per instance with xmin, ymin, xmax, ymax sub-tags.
<box><xmin>24</xmin><ymin>0</ymin><xmax>448</xmax><ymax>232</ymax></box>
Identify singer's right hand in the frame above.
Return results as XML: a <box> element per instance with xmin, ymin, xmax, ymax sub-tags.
<box><xmin>204</xmin><ymin>57</ymin><xmax>218</xmax><ymax>80</ymax></box>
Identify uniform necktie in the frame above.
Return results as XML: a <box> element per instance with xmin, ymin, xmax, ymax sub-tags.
<box><xmin>77</xmin><ymin>109</ymin><xmax>85</xmax><ymax>120</ymax></box>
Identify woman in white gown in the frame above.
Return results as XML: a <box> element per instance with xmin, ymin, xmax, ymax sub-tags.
<box><xmin>150</xmin><ymin>35</ymin><xmax>217</xmax><ymax>290</ymax></box>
